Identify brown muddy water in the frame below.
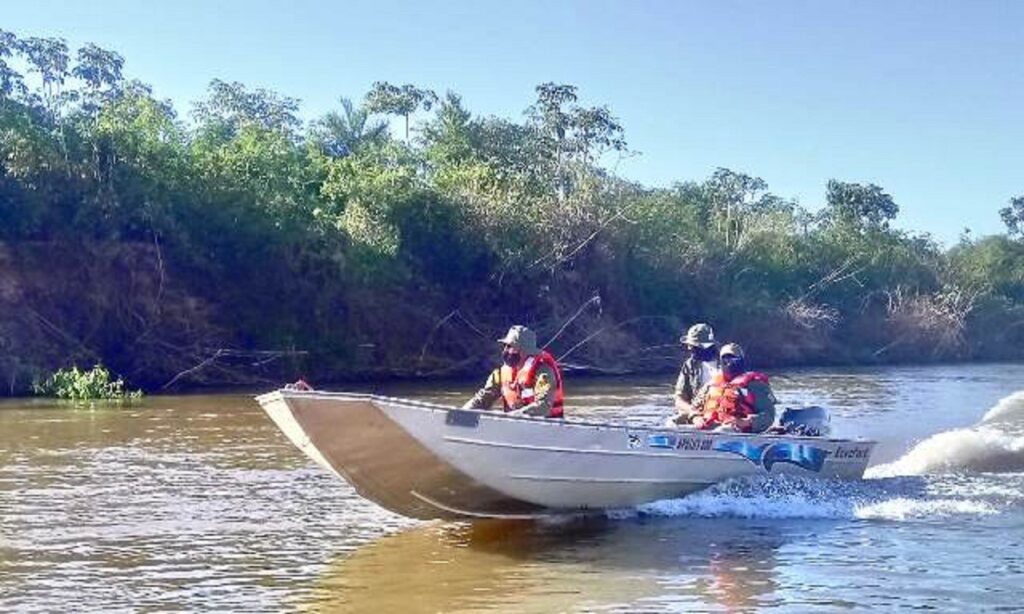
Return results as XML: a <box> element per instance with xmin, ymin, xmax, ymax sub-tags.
<box><xmin>2</xmin><ymin>364</ymin><xmax>1024</xmax><ymax>612</ymax></box>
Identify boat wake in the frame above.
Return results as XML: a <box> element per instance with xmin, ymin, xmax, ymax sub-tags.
<box><xmin>868</xmin><ymin>390</ymin><xmax>1024</xmax><ymax>477</ymax></box>
<box><xmin>615</xmin><ymin>391</ymin><xmax>1024</xmax><ymax>523</ymax></box>
<box><xmin>614</xmin><ymin>473</ymin><xmax>1008</xmax><ymax>522</ymax></box>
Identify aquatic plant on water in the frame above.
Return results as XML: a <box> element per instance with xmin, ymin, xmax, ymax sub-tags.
<box><xmin>33</xmin><ymin>365</ymin><xmax>143</xmax><ymax>402</ymax></box>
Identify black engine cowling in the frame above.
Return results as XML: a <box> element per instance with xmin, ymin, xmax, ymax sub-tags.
<box><xmin>775</xmin><ymin>406</ymin><xmax>831</xmax><ymax>437</ymax></box>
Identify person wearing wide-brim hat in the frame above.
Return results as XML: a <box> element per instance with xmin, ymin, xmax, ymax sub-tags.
<box><xmin>667</xmin><ymin>322</ymin><xmax>721</xmax><ymax>426</ymax></box>
<box><xmin>463</xmin><ymin>325</ymin><xmax>566</xmax><ymax>417</ymax></box>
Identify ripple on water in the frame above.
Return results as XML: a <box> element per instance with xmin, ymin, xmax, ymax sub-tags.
<box><xmin>0</xmin><ymin>406</ymin><xmax>418</xmax><ymax>613</ymax></box>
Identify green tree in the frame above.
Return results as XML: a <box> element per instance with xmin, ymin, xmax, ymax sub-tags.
<box><xmin>421</xmin><ymin>91</ymin><xmax>475</xmax><ymax>162</ymax></box>
<box><xmin>999</xmin><ymin>195</ymin><xmax>1024</xmax><ymax>239</ymax></box>
<box><xmin>364</xmin><ymin>81</ymin><xmax>437</xmax><ymax>141</ymax></box>
<box><xmin>527</xmin><ymin>82</ymin><xmax>626</xmax><ymax>200</ymax></box>
<box><xmin>72</xmin><ymin>43</ymin><xmax>124</xmax><ymax>113</ymax></box>
<box><xmin>949</xmin><ymin>235</ymin><xmax>1024</xmax><ymax>301</ymax></box>
<box><xmin>18</xmin><ymin>36</ymin><xmax>70</xmax><ymax>117</ymax></box>
<box><xmin>0</xmin><ymin>29</ymin><xmax>26</xmax><ymax>100</ymax></box>
<box><xmin>192</xmin><ymin>79</ymin><xmax>301</xmax><ymax>138</ymax></box>
<box><xmin>822</xmin><ymin>179</ymin><xmax>899</xmax><ymax>231</ymax></box>
<box><xmin>311</xmin><ymin>97</ymin><xmax>389</xmax><ymax>157</ymax></box>
<box><xmin>72</xmin><ymin>43</ymin><xmax>123</xmax><ymax>91</ymax></box>
<box><xmin>90</xmin><ymin>80</ymin><xmax>187</xmax><ymax>232</ymax></box>
<box><xmin>704</xmin><ymin>168</ymin><xmax>769</xmax><ymax>249</ymax></box>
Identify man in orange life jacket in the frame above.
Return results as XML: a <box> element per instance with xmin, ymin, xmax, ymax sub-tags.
<box><xmin>463</xmin><ymin>325</ymin><xmax>565</xmax><ymax>417</ymax></box>
<box><xmin>689</xmin><ymin>343</ymin><xmax>776</xmax><ymax>432</ymax></box>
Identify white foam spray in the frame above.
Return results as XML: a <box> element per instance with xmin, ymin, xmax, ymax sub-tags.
<box><xmin>853</xmin><ymin>497</ymin><xmax>997</xmax><ymax>520</ymax></box>
<box><xmin>868</xmin><ymin>390</ymin><xmax>1024</xmax><ymax>477</ymax></box>
<box><xmin>610</xmin><ymin>474</ymin><xmax>1004</xmax><ymax>523</ymax></box>
<box><xmin>606</xmin><ymin>392</ymin><xmax>1024</xmax><ymax>523</ymax></box>
<box><xmin>982</xmin><ymin>390</ymin><xmax>1024</xmax><ymax>424</ymax></box>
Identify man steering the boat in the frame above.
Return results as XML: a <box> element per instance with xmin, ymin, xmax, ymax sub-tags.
<box><xmin>687</xmin><ymin>343</ymin><xmax>777</xmax><ymax>432</ymax></box>
<box><xmin>463</xmin><ymin>325</ymin><xmax>565</xmax><ymax>417</ymax></box>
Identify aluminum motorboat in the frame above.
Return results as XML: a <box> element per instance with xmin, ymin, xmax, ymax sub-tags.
<box><xmin>255</xmin><ymin>389</ymin><xmax>876</xmax><ymax>520</ymax></box>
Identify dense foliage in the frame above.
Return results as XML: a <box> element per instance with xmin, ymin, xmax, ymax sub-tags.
<box><xmin>33</xmin><ymin>364</ymin><xmax>142</xmax><ymax>401</ymax></box>
<box><xmin>1</xmin><ymin>30</ymin><xmax>1022</xmax><ymax>393</ymax></box>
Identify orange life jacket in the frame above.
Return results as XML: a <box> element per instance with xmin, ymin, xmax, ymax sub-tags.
<box><xmin>700</xmin><ymin>371</ymin><xmax>770</xmax><ymax>431</ymax></box>
<box><xmin>499</xmin><ymin>350</ymin><xmax>565</xmax><ymax>418</ymax></box>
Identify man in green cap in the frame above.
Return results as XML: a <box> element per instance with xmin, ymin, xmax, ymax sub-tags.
<box><xmin>463</xmin><ymin>325</ymin><xmax>565</xmax><ymax>417</ymax></box>
<box><xmin>667</xmin><ymin>322</ymin><xmax>720</xmax><ymax>426</ymax></box>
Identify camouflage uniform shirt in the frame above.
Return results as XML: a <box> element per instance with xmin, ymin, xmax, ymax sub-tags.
<box><xmin>673</xmin><ymin>357</ymin><xmax>718</xmax><ymax>410</ymax></box>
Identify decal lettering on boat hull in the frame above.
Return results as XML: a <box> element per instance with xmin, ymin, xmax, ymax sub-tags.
<box><xmin>713</xmin><ymin>440</ymin><xmax>829</xmax><ymax>473</ymax></box>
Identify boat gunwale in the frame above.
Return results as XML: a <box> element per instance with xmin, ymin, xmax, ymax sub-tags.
<box><xmin>256</xmin><ymin>389</ymin><xmax>878</xmax><ymax>446</ymax></box>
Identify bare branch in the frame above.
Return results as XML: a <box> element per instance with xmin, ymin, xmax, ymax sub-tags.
<box><xmin>543</xmin><ymin>294</ymin><xmax>601</xmax><ymax>349</ymax></box>
<box><xmin>162</xmin><ymin>349</ymin><xmax>225</xmax><ymax>390</ymax></box>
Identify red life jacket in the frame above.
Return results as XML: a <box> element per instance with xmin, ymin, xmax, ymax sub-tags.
<box><xmin>700</xmin><ymin>371</ymin><xmax>770</xmax><ymax>431</ymax></box>
<box><xmin>499</xmin><ymin>350</ymin><xmax>565</xmax><ymax>418</ymax></box>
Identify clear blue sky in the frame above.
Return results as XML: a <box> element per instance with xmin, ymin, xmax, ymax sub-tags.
<box><xmin>5</xmin><ymin>0</ymin><xmax>1022</xmax><ymax>244</ymax></box>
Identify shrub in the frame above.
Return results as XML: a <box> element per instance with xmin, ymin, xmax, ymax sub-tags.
<box><xmin>33</xmin><ymin>365</ymin><xmax>143</xmax><ymax>401</ymax></box>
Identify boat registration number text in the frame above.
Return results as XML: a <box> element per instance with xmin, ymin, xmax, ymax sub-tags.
<box><xmin>645</xmin><ymin>434</ymin><xmax>713</xmax><ymax>451</ymax></box>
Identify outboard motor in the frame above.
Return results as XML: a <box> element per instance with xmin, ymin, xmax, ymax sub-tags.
<box><xmin>776</xmin><ymin>406</ymin><xmax>831</xmax><ymax>437</ymax></box>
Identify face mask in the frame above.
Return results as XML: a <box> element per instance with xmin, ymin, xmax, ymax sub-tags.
<box><xmin>721</xmin><ymin>356</ymin><xmax>745</xmax><ymax>375</ymax></box>
<box><xmin>502</xmin><ymin>349</ymin><xmax>521</xmax><ymax>367</ymax></box>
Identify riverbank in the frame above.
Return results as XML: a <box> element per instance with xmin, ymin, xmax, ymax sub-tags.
<box><xmin>3</xmin><ymin>235</ymin><xmax>1024</xmax><ymax>397</ymax></box>
<box><xmin>2</xmin><ymin>31</ymin><xmax>1023</xmax><ymax>396</ymax></box>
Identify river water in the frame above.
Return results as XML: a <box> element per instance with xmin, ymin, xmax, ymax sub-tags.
<box><xmin>2</xmin><ymin>363</ymin><xmax>1023</xmax><ymax>612</ymax></box>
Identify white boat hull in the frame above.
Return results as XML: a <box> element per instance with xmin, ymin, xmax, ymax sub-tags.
<box><xmin>256</xmin><ymin>390</ymin><xmax>876</xmax><ymax>520</ymax></box>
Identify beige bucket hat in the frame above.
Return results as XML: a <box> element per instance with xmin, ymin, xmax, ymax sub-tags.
<box><xmin>681</xmin><ymin>323</ymin><xmax>716</xmax><ymax>348</ymax></box>
<box><xmin>720</xmin><ymin>342</ymin><xmax>745</xmax><ymax>358</ymax></box>
<box><xmin>497</xmin><ymin>325</ymin><xmax>539</xmax><ymax>355</ymax></box>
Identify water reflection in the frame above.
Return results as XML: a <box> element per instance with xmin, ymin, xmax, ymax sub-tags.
<box><xmin>306</xmin><ymin>516</ymin><xmax>800</xmax><ymax>613</ymax></box>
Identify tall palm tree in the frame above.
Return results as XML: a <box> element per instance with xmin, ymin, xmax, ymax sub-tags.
<box><xmin>314</xmin><ymin>97</ymin><xmax>389</xmax><ymax>157</ymax></box>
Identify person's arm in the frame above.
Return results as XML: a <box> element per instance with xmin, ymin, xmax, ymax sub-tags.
<box><xmin>463</xmin><ymin>369</ymin><xmax>502</xmax><ymax>410</ymax></box>
<box><xmin>748</xmin><ymin>382</ymin><xmax>778</xmax><ymax>432</ymax></box>
<box><xmin>689</xmin><ymin>384</ymin><xmax>713</xmax><ymax>429</ymax></box>
<box><xmin>516</xmin><ymin>365</ymin><xmax>557</xmax><ymax>416</ymax></box>
<box><xmin>672</xmin><ymin>366</ymin><xmax>696</xmax><ymax>417</ymax></box>
<box><xmin>720</xmin><ymin>381</ymin><xmax>776</xmax><ymax>431</ymax></box>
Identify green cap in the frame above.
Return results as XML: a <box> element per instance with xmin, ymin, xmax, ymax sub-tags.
<box><xmin>497</xmin><ymin>325</ymin><xmax>539</xmax><ymax>355</ymax></box>
<box><xmin>681</xmin><ymin>323</ymin><xmax>716</xmax><ymax>348</ymax></box>
<box><xmin>720</xmin><ymin>343</ymin><xmax>745</xmax><ymax>358</ymax></box>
